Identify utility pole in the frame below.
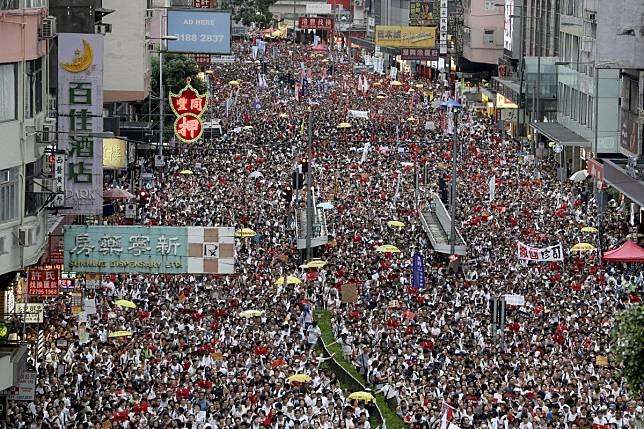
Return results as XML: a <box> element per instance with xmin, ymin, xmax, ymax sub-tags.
<box><xmin>159</xmin><ymin>15</ymin><xmax>164</xmax><ymax>159</ymax></box>
<box><xmin>449</xmin><ymin>109</ymin><xmax>458</xmax><ymax>256</ymax></box>
<box><xmin>305</xmin><ymin>109</ymin><xmax>313</xmax><ymax>261</ymax></box>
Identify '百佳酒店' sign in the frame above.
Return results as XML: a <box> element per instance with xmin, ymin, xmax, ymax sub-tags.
<box><xmin>57</xmin><ymin>33</ymin><xmax>104</xmax><ymax>214</ymax></box>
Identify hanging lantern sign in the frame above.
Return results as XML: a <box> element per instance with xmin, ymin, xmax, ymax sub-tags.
<box><xmin>169</xmin><ymin>78</ymin><xmax>208</xmax><ymax>143</ymax></box>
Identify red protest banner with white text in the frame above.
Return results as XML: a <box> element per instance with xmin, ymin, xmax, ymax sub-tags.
<box><xmin>27</xmin><ymin>268</ymin><xmax>59</xmax><ymax>296</ymax></box>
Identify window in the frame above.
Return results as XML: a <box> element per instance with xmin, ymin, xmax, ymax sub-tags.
<box><xmin>484</xmin><ymin>0</ymin><xmax>496</xmax><ymax>10</ymax></box>
<box><xmin>25</xmin><ymin>58</ymin><xmax>43</xmax><ymax>119</ymax></box>
<box><xmin>571</xmin><ymin>89</ymin><xmax>578</xmax><ymax>120</ymax></box>
<box><xmin>580</xmin><ymin>93</ymin><xmax>588</xmax><ymax>125</ymax></box>
<box><xmin>0</xmin><ymin>167</ymin><xmax>19</xmax><ymax>223</ymax></box>
<box><xmin>589</xmin><ymin>95</ymin><xmax>594</xmax><ymax>129</ymax></box>
<box><xmin>483</xmin><ymin>29</ymin><xmax>495</xmax><ymax>47</ymax></box>
<box><xmin>0</xmin><ymin>63</ymin><xmax>17</xmax><ymax>122</ymax></box>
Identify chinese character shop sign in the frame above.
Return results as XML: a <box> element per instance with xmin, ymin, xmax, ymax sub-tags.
<box><xmin>169</xmin><ymin>81</ymin><xmax>208</xmax><ymax>143</ymax></box>
<box><xmin>64</xmin><ymin>226</ymin><xmax>236</xmax><ymax>274</ymax></box>
<box><xmin>27</xmin><ymin>269</ymin><xmax>59</xmax><ymax>297</ymax></box>
<box><xmin>298</xmin><ymin>17</ymin><xmax>334</xmax><ymax>30</ymax></box>
<box><xmin>57</xmin><ymin>33</ymin><xmax>104</xmax><ymax>215</ymax></box>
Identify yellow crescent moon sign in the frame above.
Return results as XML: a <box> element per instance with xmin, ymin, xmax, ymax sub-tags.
<box><xmin>61</xmin><ymin>40</ymin><xmax>93</xmax><ymax>73</ymax></box>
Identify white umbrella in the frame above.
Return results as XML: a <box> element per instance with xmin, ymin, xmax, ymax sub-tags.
<box><xmin>569</xmin><ymin>169</ymin><xmax>589</xmax><ymax>182</ymax></box>
<box><xmin>249</xmin><ymin>171</ymin><xmax>264</xmax><ymax>179</ymax></box>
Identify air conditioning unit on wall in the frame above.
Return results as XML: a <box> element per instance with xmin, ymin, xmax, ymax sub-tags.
<box><xmin>40</xmin><ymin>16</ymin><xmax>57</xmax><ymax>39</ymax></box>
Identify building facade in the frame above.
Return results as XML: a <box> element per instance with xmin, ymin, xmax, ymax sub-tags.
<box><xmin>0</xmin><ymin>1</ymin><xmax>52</xmax><ymax>280</ymax></box>
<box><xmin>492</xmin><ymin>0</ymin><xmax>559</xmax><ymax>138</ymax></box>
<box><xmin>102</xmin><ymin>0</ymin><xmax>151</xmax><ymax>104</ymax></box>
<box><xmin>461</xmin><ymin>0</ymin><xmax>503</xmax><ymax>67</ymax></box>
<box><xmin>0</xmin><ymin>0</ymin><xmax>53</xmax><ymax>391</ymax></box>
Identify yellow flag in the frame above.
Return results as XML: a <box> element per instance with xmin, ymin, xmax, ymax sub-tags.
<box><xmin>300</xmin><ymin>118</ymin><xmax>305</xmax><ymax>136</ymax></box>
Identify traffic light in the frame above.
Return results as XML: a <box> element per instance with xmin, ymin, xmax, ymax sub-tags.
<box><xmin>283</xmin><ymin>186</ymin><xmax>293</xmax><ymax>202</ymax></box>
<box><xmin>292</xmin><ymin>170</ymin><xmax>304</xmax><ymax>190</ymax></box>
<box><xmin>138</xmin><ymin>189</ymin><xmax>148</xmax><ymax>205</ymax></box>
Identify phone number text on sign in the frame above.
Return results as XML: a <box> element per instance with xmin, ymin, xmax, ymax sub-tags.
<box><xmin>173</xmin><ymin>33</ymin><xmax>225</xmax><ymax>43</ymax></box>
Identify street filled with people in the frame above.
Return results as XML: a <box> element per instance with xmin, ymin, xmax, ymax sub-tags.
<box><xmin>5</xmin><ymin>38</ymin><xmax>644</xmax><ymax>429</ymax></box>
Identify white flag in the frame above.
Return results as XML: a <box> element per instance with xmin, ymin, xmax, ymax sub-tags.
<box><xmin>488</xmin><ymin>175</ymin><xmax>496</xmax><ymax>202</ymax></box>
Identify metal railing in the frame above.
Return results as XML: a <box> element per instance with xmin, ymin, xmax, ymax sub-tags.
<box><xmin>317</xmin><ymin>336</ymin><xmax>387</xmax><ymax>429</ymax></box>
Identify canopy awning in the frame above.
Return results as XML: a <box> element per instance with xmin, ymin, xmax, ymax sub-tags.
<box><xmin>531</xmin><ymin>122</ymin><xmax>590</xmax><ymax>147</ymax></box>
<box><xmin>602</xmin><ymin>240</ymin><xmax>644</xmax><ymax>262</ymax></box>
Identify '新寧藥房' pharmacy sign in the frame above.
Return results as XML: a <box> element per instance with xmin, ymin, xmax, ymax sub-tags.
<box><xmin>64</xmin><ymin>226</ymin><xmax>235</xmax><ymax>274</ymax></box>
<box><xmin>57</xmin><ymin>33</ymin><xmax>104</xmax><ymax>214</ymax></box>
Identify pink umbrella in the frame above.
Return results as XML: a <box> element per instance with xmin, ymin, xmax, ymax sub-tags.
<box><xmin>104</xmin><ymin>188</ymin><xmax>135</xmax><ymax>200</ymax></box>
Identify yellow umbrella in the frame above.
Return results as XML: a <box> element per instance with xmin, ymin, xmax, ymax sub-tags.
<box><xmin>242</xmin><ymin>125</ymin><xmax>254</xmax><ymax>130</ymax></box>
<box><xmin>336</xmin><ymin>122</ymin><xmax>352</xmax><ymax>129</ymax></box>
<box><xmin>376</xmin><ymin>244</ymin><xmax>401</xmax><ymax>253</ymax></box>
<box><xmin>239</xmin><ymin>310</ymin><xmax>264</xmax><ymax>318</ymax></box>
<box><xmin>570</xmin><ymin>243</ymin><xmax>596</xmax><ymax>252</ymax></box>
<box><xmin>408</xmin><ymin>88</ymin><xmax>416</xmax><ymax>93</ymax></box>
<box><xmin>626</xmin><ymin>233</ymin><xmax>644</xmax><ymax>239</ymax></box>
<box><xmin>391</xmin><ymin>80</ymin><xmax>402</xmax><ymax>86</ymax></box>
<box><xmin>415</xmin><ymin>83</ymin><xmax>424</xmax><ymax>88</ymax></box>
<box><xmin>348</xmin><ymin>391</ymin><xmax>375</xmax><ymax>402</ymax></box>
<box><xmin>179</xmin><ymin>169</ymin><xmax>193</xmax><ymax>175</ymax></box>
<box><xmin>229</xmin><ymin>80</ymin><xmax>240</xmax><ymax>86</ymax></box>
<box><xmin>387</xmin><ymin>220</ymin><xmax>406</xmax><ymax>228</ymax></box>
<box><xmin>115</xmin><ymin>299</ymin><xmax>137</xmax><ymax>309</ymax></box>
<box><xmin>306</xmin><ymin>259</ymin><xmax>327</xmax><ymax>269</ymax></box>
<box><xmin>581</xmin><ymin>226</ymin><xmax>598</xmax><ymax>233</ymax></box>
<box><xmin>235</xmin><ymin>228</ymin><xmax>257</xmax><ymax>238</ymax></box>
<box><xmin>376</xmin><ymin>95</ymin><xmax>386</xmax><ymax>100</ymax></box>
<box><xmin>108</xmin><ymin>331</ymin><xmax>133</xmax><ymax>338</ymax></box>
<box><xmin>287</xmin><ymin>374</ymin><xmax>312</xmax><ymax>383</ymax></box>
<box><xmin>407</xmin><ymin>116</ymin><xmax>417</xmax><ymax>122</ymax></box>
<box><xmin>279</xmin><ymin>113</ymin><xmax>288</xmax><ymax>118</ymax></box>
<box><xmin>276</xmin><ymin>275</ymin><xmax>302</xmax><ymax>285</ymax></box>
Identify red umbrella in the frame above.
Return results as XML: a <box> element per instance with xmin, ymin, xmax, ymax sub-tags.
<box><xmin>420</xmin><ymin>340</ymin><xmax>434</xmax><ymax>349</ymax></box>
<box><xmin>402</xmin><ymin>310</ymin><xmax>415</xmax><ymax>320</ymax></box>
<box><xmin>387</xmin><ymin>318</ymin><xmax>400</xmax><ymax>328</ymax></box>
<box><xmin>254</xmin><ymin>345</ymin><xmax>268</xmax><ymax>356</ymax></box>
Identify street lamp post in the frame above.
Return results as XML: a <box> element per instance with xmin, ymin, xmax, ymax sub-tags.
<box><xmin>441</xmin><ymin>99</ymin><xmax>463</xmax><ymax>256</ymax></box>
<box><xmin>148</xmin><ymin>11</ymin><xmax>178</xmax><ymax>160</ymax></box>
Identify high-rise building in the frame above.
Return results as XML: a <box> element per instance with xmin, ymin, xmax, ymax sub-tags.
<box><xmin>0</xmin><ymin>0</ymin><xmax>53</xmax><ymax>389</ymax></box>
<box><xmin>493</xmin><ymin>0</ymin><xmax>560</xmax><ymax>138</ymax></box>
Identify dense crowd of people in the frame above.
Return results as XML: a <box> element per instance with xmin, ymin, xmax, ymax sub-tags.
<box><xmin>4</xmin><ymin>36</ymin><xmax>643</xmax><ymax>429</ymax></box>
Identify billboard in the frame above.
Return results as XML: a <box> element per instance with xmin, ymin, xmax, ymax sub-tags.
<box><xmin>503</xmin><ymin>0</ymin><xmax>514</xmax><ymax>51</ymax></box>
<box><xmin>409</xmin><ymin>1</ymin><xmax>438</xmax><ymax>26</ymax></box>
<box><xmin>57</xmin><ymin>33</ymin><xmax>104</xmax><ymax>214</ymax></box>
<box><xmin>376</xmin><ymin>26</ymin><xmax>437</xmax><ymax>48</ymax></box>
<box><xmin>620</xmin><ymin>109</ymin><xmax>640</xmax><ymax>154</ymax></box>
<box><xmin>103</xmin><ymin>138</ymin><xmax>127</xmax><ymax>170</ymax></box>
<box><xmin>64</xmin><ymin>226</ymin><xmax>235</xmax><ymax>274</ymax></box>
<box><xmin>167</xmin><ymin>9</ymin><xmax>232</xmax><ymax>54</ymax></box>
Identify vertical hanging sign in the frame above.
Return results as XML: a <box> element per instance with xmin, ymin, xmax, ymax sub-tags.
<box><xmin>169</xmin><ymin>80</ymin><xmax>208</xmax><ymax>144</ymax></box>
<box><xmin>57</xmin><ymin>33</ymin><xmax>104</xmax><ymax>214</ymax></box>
<box><xmin>412</xmin><ymin>252</ymin><xmax>425</xmax><ymax>289</ymax></box>
<box><xmin>439</xmin><ymin>0</ymin><xmax>448</xmax><ymax>55</ymax></box>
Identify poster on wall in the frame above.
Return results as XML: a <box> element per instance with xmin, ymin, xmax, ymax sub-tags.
<box><xmin>409</xmin><ymin>1</ymin><xmax>438</xmax><ymax>26</ymax></box>
<box><xmin>57</xmin><ymin>33</ymin><xmax>104</xmax><ymax>215</ymax></box>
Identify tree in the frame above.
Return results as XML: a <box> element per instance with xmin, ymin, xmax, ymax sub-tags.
<box><xmin>150</xmin><ymin>53</ymin><xmax>205</xmax><ymax>98</ymax></box>
<box><xmin>141</xmin><ymin>54</ymin><xmax>206</xmax><ymax>136</ymax></box>
<box><xmin>612</xmin><ymin>304</ymin><xmax>644</xmax><ymax>395</ymax></box>
<box><xmin>220</xmin><ymin>0</ymin><xmax>277</xmax><ymax>28</ymax></box>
